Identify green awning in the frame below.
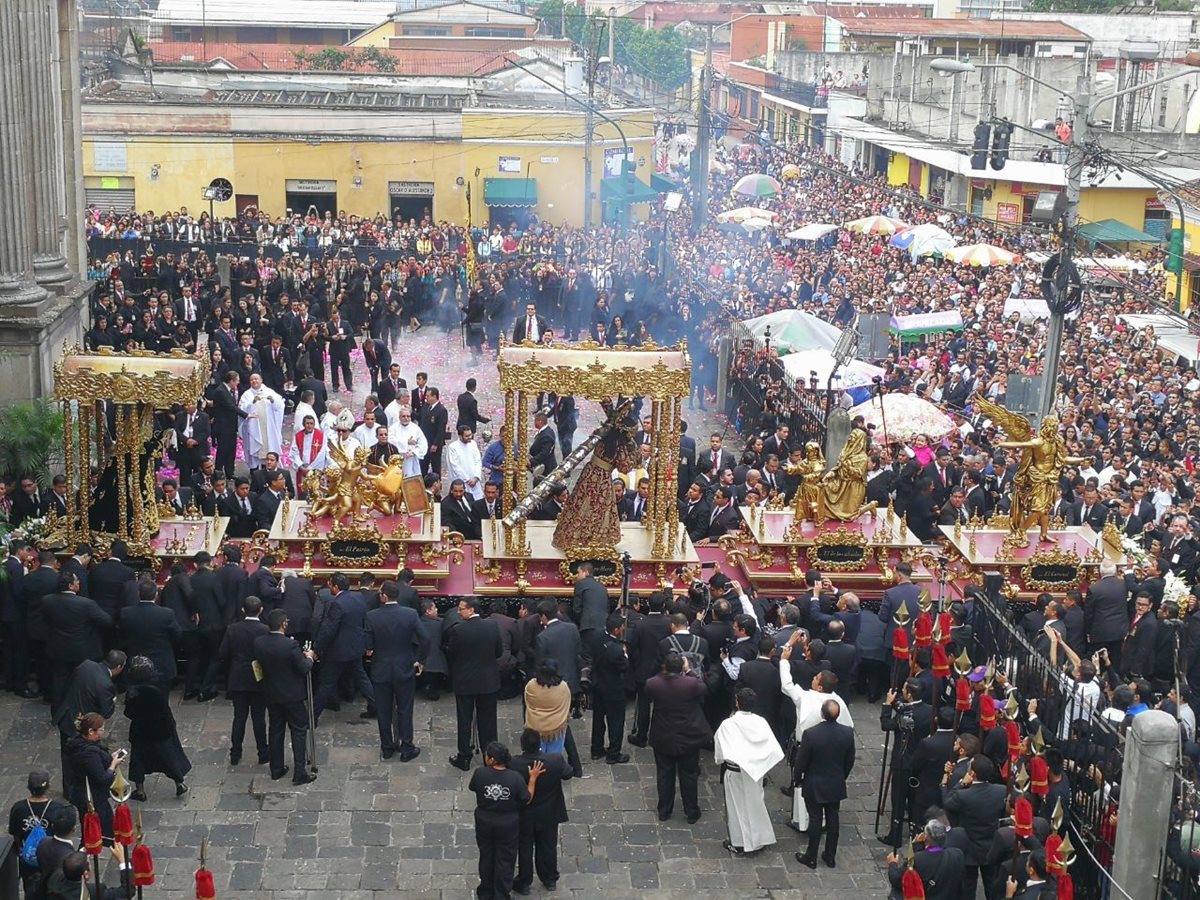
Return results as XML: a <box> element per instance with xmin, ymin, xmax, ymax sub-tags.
<box><xmin>483</xmin><ymin>178</ymin><xmax>537</xmax><ymax>207</ymax></box>
<box><xmin>1076</xmin><ymin>218</ymin><xmax>1160</xmax><ymax>245</ymax></box>
<box><xmin>601</xmin><ymin>176</ymin><xmax>659</xmax><ymax>205</ymax></box>
<box><xmin>651</xmin><ymin>172</ymin><xmax>682</xmax><ymax>193</ymax></box>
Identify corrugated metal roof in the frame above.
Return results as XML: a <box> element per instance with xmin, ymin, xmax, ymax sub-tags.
<box><xmin>835</xmin><ymin>16</ymin><xmax>1090</xmax><ymax>39</ymax></box>
<box><xmin>149</xmin><ymin>41</ymin><xmax>515</xmax><ymax>75</ymax></box>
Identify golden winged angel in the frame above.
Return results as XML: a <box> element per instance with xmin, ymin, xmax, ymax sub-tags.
<box><xmin>974</xmin><ymin>396</ymin><xmax>1090</xmax><ymax>545</ymax></box>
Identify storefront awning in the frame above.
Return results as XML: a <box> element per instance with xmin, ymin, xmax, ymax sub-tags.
<box><xmin>601</xmin><ymin>176</ymin><xmax>659</xmax><ymax>205</ymax></box>
<box><xmin>483</xmin><ymin>178</ymin><xmax>537</xmax><ymax>207</ymax></box>
<box><xmin>651</xmin><ymin>173</ymin><xmax>682</xmax><ymax>193</ymax></box>
<box><xmin>1076</xmin><ymin>218</ymin><xmax>1160</xmax><ymax>245</ymax></box>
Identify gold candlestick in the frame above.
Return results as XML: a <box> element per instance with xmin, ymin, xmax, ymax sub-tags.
<box><xmin>886</xmin><ymin>498</ymin><xmax>895</xmax><ymax>523</ymax></box>
<box><xmin>954</xmin><ymin>516</ymin><xmax>962</xmax><ymax>542</ymax></box>
<box><xmin>968</xmin><ymin>533</ymin><xmax>977</xmax><ymax>559</ymax></box>
<box><xmin>758</xmin><ymin>510</ymin><xmax>766</xmax><ymax>541</ymax></box>
<box><xmin>899</xmin><ymin>513</ymin><xmax>908</xmax><ymax>539</ymax></box>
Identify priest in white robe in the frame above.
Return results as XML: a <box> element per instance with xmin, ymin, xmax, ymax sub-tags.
<box><xmin>237</xmin><ymin>373</ymin><xmax>285</xmax><ymax>470</ymax></box>
<box><xmin>389</xmin><ymin>405</ymin><xmax>428</xmax><ymax>479</ymax></box>
<box><xmin>714</xmin><ymin>688</ymin><xmax>784</xmax><ymax>855</ymax></box>
<box><xmin>780</xmin><ymin>635</ymin><xmax>854</xmax><ymax>831</ymax></box>
<box><xmin>443</xmin><ymin>425</ymin><xmax>483</xmax><ymax>500</ymax></box>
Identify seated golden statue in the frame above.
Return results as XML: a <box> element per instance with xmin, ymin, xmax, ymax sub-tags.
<box><xmin>785</xmin><ymin>441</ymin><xmax>826</xmax><ymax>522</ymax></box>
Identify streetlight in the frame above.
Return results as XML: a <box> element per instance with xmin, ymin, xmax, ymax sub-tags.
<box><xmin>929</xmin><ymin>55</ymin><xmax>1200</xmax><ymax>420</ymax></box>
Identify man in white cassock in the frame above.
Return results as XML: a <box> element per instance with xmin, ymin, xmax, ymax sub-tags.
<box><xmin>714</xmin><ymin>688</ymin><xmax>784</xmax><ymax>856</ymax></box>
<box><xmin>443</xmin><ymin>425</ymin><xmax>483</xmax><ymax>500</ymax></box>
<box><xmin>238</xmin><ymin>373</ymin><xmax>285</xmax><ymax>470</ymax></box>
<box><xmin>326</xmin><ymin>409</ymin><xmax>362</xmax><ymax>463</ymax></box>
<box><xmin>779</xmin><ymin>632</ymin><xmax>853</xmax><ymax>832</ymax></box>
<box><xmin>389</xmin><ymin>404</ymin><xmax>428</xmax><ymax>478</ymax></box>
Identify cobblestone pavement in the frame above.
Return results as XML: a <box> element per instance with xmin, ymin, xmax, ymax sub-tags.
<box><xmin>0</xmin><ymin>688</ymin><xmax>895</xmax><ymax>899</ymax></box>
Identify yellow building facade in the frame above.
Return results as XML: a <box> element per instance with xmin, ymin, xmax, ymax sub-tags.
<box><xmin>82</xmin><ymin>105</ymin><xmax>655</xmax><ymax>228</ymax></box>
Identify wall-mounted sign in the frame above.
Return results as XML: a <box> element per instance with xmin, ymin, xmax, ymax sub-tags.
<box><xmin>93</xmin><ymin>142</ymin><xmax>128</xmax><ymax>173</ymax></box>
<box><xmin>603</xmin><ymin>147</ymin><xmax>634</xmax><ymax>178</ymax></box>
<box><xmin>539</xmin><ymin>156</ymin><xmax>559</xmax><ymax>164</ymax></box>
<box><xmin>498</xmin><ymin>156</ymin><xmax>521</xmax><ymax>173</ymax></box>
<box><xmin>389</xmin><ymin>180</ymin><xmax>435</xmax><ymax>196</ymax></box>
<box><xmin>285</xmin><ymin>179</ymin><xmax>337</xmax><ymax>194</ymax></box>
<box><xmin>996</xmin><ymin>202</ymin><xmax>1019</xmax><ymax>224</ymax></box>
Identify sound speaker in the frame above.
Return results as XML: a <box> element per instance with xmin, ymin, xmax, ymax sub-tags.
<box><xmin>856</xmin><ymin>313</ymin><xmax>891</xmax><ymax>360</ymax></box>
<box><xmin>1004</xmin><ymin>375</ymin><xmax>1043</xmax><ymax>420</ymax></box>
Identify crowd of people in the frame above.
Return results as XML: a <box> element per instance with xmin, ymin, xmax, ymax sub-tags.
<box><xmin>24</xmin><ymin>116</ymin><xmax>1198</xmax><ymax>899</ymax></box>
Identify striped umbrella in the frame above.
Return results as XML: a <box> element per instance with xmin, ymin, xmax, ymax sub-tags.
<box><xmin>845</xmin><ymin>215</ymin><xmax>908</xmax><ymax>235</ymax></box>
<box><xmin>946</xmin><ymin>243</ymin><xmax>1017</xmax><ymax>267</ymax></box>
<box><xmin>732</xmin><ymin>173</ymin><xmax>782</xmax><ymax>198</ymax></box>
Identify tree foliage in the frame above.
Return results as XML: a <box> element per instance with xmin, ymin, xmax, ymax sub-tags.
<box><xmin>535</xmin><ymin>0</ymin><xmax>692</xmax><ymax>91</ymax></box>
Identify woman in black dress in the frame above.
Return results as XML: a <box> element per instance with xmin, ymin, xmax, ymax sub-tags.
<box><xmin>63</xmin><ymin>712</ymin><xmax>123</xmax><ymax>850</ymax></box>
<box><xmin>469</xmin><ymin>741</ymin><xmax>542</xmax><ymax>900</ymax></box>
<box><xmin>124</xmin><ymin>657</ymin><xmax>191</xmax><ymax>801</ymax></box>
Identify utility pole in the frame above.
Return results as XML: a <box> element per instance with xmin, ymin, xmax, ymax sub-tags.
<box><xmin>693</xmin><ymin>24</ymin><xmax>713</xmax><ymax>231</ymax></box>
<box><xmin>608</xmin><ymin>6</ymin><xmax>615</xmax><ymax>97</ymax></box>
<box><xmin>584</xmin><ymin>17</ymin><xmax>595</xmax><ymax>230</ymax></box>
<box><xmin>1035</xmin><ymin>73</ymin><xmax>1088</xmax><ymax>422</ymax></box>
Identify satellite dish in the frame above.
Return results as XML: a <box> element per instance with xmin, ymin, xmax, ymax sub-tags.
<box><xmin>208</xmin><ymin>178</ymin><xmax>233</xmax><ymax>202</ymax></box>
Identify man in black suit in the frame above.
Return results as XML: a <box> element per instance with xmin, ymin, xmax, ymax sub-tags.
<box><xmin>361</xmin><ymin>337</ymin><xmax>391</xmax><ymax>393</ymax></box>
<box><xmin>822</xmin><ymin>620</ymin><xmax>857</xmax><ymax>699</ymax></box>
<box><xmin>762</xmin><ymin>425</ymin><xmax>790</xmax><ymax>463</ymax></box>
<box><xmin>211</xmin><ymin>370</ymin><xmax>246</xmax><ymax>478</ymax></box>
<box><xmin>1068</xmin><ymin>485</ymin><xmax>1109</xmax><ymax>532</ymax></box>
<box><xmin>456</xmin><ymin>378</ymin><xmax>490</xmax><ymax>435</ymax></box>
<box><xmin>735</xmin><ymin>637</ymin><xmax>785</xmax><ymax>740</ymax></box>
<box><xmin>279</xmin><ymin>570</ymin><xmax>317</xmax><ymax>645</ymax></box>
<box><xmin>886</xmin><ymin>818</ymin><xmax>964</xmax><ymax>900</ymax></box>
<box><xmin>173</xmin><ymin>399</ymin><xmax>211</xmax><ymax>487</ymax></box>
<box><xmin>118</xmin><ymin>580</ymin><xmax>181</xmax><ymax>693</ymax></box>
<box><xmin>1087</xmin><ymin>560</ymin><xmax>1133</xmax><ymax>667</ymax></box>
<box><xmin>551</xmin><ymin>394</ymin><xmax>576</xmax><ymax>457</ymax></box>
<box><xmin>1123</xmin><ymin>593</ymin><xmax>1159</xmax><ymax>679</ymax></box>
<box><xmin>696</xmin><ymin>488</ymin><xmax>738</xmax><ymax>545</ymax></box>
<box><xmin>923</xmin><ymin>447</ymin><xmax>957</xmax><ymax>511</ymax></box>
<box><xmin>261</xmin><ymin>334</ymin><xmax>292</xmax><ymax>394</ymax></box>
<box><xmin>365</xmin><ymin>580</ymin><xmax>424</xmax><ymax>761</ymax></box>
<box><xmin>879</xmin><ymin>676</ymin><xmax>933</xmax><ymax>845</ymax></box>
<box><xmin>53</xmin><ymin>651</ymin><xmax>124</xmax><ymax>796</ymax></box>
<box><xmin>471</xmin><ymin>481</ymin><xmax>502</xmax><ymax>524</ymax></box>
<box><xmin>222</xmin><ymin>479</ymin><xmax>258</xmax><ymax>539</ymax></box>
<box><xmin>909</xmin><ymin>708</ymin><xmax>957</xmax><ymax>827</ymax></box>
<box><xmin>441</xmin><ymin>479</ymin><xmax>478</xmax><ymax>540</ymax></box>
<box><xmin>313</xmin><ymin>573</ymin><xmax>375</xmax><ymax>722</ymax></box>
<box><xmin>44</xmin><ymin>475</ymin><xmax>69</xmax><ymax>520</ymax></box>
<box><xmin>511</xmin><ymin>727</ymin><xmax>569</xmax><ymax>895</ymax></box>
<box><xmin>250</xmin><ymin>454</ymin><xmax>295</xmax><ymax>498</ymax></box>
<box><xmin>326</xmin><ymin>309</ymin><xmax>355</xmax><ymax>393</ymax></box>
<box><xmin>158</xmin><ymin>478</ymin><xmax>189</xmax><ymax>517</ymax></box>
<box><xmin>678</xmin><ymin>482</ymin><xmax>711</xmax><ymax>545</ymax></box>
<box><xmin>190</xmin><ymin>551</ymin><xmax>232</xmax><ymax>701</ymax></box>
<box><xmin>677</xmin><ymin>422</ymin><xmax>697</xmax><ymax>500</ymax></box>
<box><xmin>621</xmin><ymin>478</ymin><xmax>651</xmax><ymax>524</ymax></box>
<box><xmin>247</xmin><ymin>553</ymin><xmax>283</xmax><ymax>612</ymax></box>
<box><xmin>703</xmin><ymin>433</ymin><xmax>735</xmax><ymax>478</ymax></box>
<box><xmin>216</xmin><ymin>544</ymin><xmax>249</xmax><ymax>620</ymax></box>
<box><xmin>22</xmin><ymin>550</ymin><xmax>62</xmax><ymax>701</ymax></box>
<box><xmin>377</xmin><ymin>363</ymin><xmax>406</xmax><ymax>411</ymax></box>
<box><xmin>941</xmin><ymin>754</ymin><xmax>1008</xmax><ymax>900</ymax></box>
<box><xmin>218</xmin><ymin>595</ymin><xmax>270</xmax><ymax>765</ymax></box>
<box><xmin>645</xmin><ymin>652</ymin><xmax>711</xmax><ymax>823</ymax></box>
<box><xmin>528</xmin><ymin>412</ymin><xmax>557</xmax><ymax>477</ymax></box>
<box><xmin>590</xmin><ymin>613</ymin><xmax>630</xmax><ymax>765</ymax></box>
<box><xmin>36</xmin><ymin>807</ymin><xmax>81</xmax><ymax>888</ymax></box>
<box><xmin>88</xmin><ymin>540</ymin><xmax>135</xmax><ymax>624</ymax></box>
<box><xmin>60</xmin><ymin>544</ymin><xmax>91</xmax><ymax>601</ymax></box>
<box><xmin>445</xmin><ymin>597</ymin><xmax>503</xmax><ymax>770</ymax></box>
<box><xmin>531</xmin><ymin>485</ymin><xmax>567</xmax><ymax>522</ymax></box>
<box><xmin>253</xmin><ymin>608</ymin><xmax>317</xmax><ymax>784</ymax></box>
<box><xmin>43</xmin><ymin>568</ymin><xmax>111</xmax><ymax>704</ymax></box>
<box><xmin>1163</xmin><ymin>514</ymin><xmax>1198</xmax><ymax>581</ymax></box>
<box><xmin>1112</xmin><ymin>496</ymin><xmax>1143</xmax><ymax>537</ymax></box>
<box><xmin>10</xmin><ymin>476</ymin><xmax>45</xmax><ymax>527</ymax></box>
<box><xmin>419</xmin><ymin>387</ymin><xmax>449</xmax><ymax>476</ymax></box>
<box><xmin>512</xmin><ymin>302</ymin><xmax>548</xmax><ymax>343</ymax></box>
<box><xmin>254</xmin><ymin>470</ymin><xmax>289</xmax><ymax>531</ymax></box>
<box><xmin>937</xmin><ymin>487</ymin><xmax>969</xmax><ymax>528</ymax></box>
<box><xmin>571</xmin><ymin>561</ymin><xmax>610</xmax><ymax>665</ymax></box>
<box><xmin>410</xmin><ymin>371</ymin><xmax>430</xmax><ymax>421</ymax></box>
<box><xmin>628</xmin><ymin>593</ymin><xmax>672</xmax><ymax>747</ymax></box>
<box><xmin>794</xmin><ymin>698</ymin><xmax>855</xmax><ymax>869</ymax></box>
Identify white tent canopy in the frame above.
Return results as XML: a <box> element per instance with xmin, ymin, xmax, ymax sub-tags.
<box><xmin>738</xmin><ymin>309</ymin><xmax>843</xmax><ymax>353</ymax></box>
<box><xmin>1118</xmin><ymin>313</ymin><xmax>1200</xmax><ymax>362</ymax></box>
<box><xmin>781</xmin><ymin>348</ymin><xmax>886</xmax><ymax>389</ymax></box>
<box><xmin>785</xmin><ymin>223</ymin><xmax>838</xmax><ymax>241</ymax></box>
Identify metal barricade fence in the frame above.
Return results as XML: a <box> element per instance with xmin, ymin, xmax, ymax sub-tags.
<box><xmin>969</xmin><ymin>585</ymin><xmax>1124</xmax><ymax>900</ymax></box>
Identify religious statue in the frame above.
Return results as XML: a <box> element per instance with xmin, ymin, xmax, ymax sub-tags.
<box><xmin>818</xmin><ymin>427</ymin><xmax>877</xmax><ymax>521</ymax></box>
<box><xmin>551</xmin><ymin>403</ymin><xmax>639</xmax><ymax>553</ymax></box>
<box><xmin>362</xmin><ymin>457</ymin><xmax>407</xmax><ymax>516</ymax></box>
<box><xmin>784</xmin><ymin>441</ymin><xmax>827</xmax><ymax>523</ymax></box>
<box><xmin>305</xmin><ymin>441</ymin><xmax>371</xmax><ymax>522</ymax></box>
<box><xmin>974</xmin><ymin>396</ymin><xmax>1090</xmax><ymax>545</ymax></box>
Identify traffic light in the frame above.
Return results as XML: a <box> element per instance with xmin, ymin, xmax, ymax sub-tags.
<box><xmin>990</xmin><ymin>122</ymin><xmax>1012</xmax><ymax>171</ymax></box>
<box><xmin>971</xmin><ymin>123</ymin><xmax>991</xmax><ymax>171</ymax></box>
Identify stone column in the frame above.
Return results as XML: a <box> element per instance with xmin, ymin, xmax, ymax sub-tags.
<box><xmin>0</xmin><ymin>1</ymin><xmax>48</xmax><ymax>307</ymax></box>
<box><xmin>1112</xmin><ymin>710</ymin><xmax>1178</xmax><ymax>898</ymax></box>
<box><xmin>23</xmin><ymin>0</ymin><xmax>71</xmax><ymax>287</ymax></box>
<box><xmin>58</xmin><ymin>0</ymin><xmax>87</xmax><ymax>277</ymax></box>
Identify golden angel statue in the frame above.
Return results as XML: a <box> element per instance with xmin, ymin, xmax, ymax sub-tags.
<box><xmin>974</xmin><ymin>396</ymin><xmax>1090</xmax><ymax>545</ymax></box>
<box><xmin>307</xmin><ymin>441</ymin><xmax>370</xmax><ymax>522</ymax></box>
<box><xmin>784</xmin><ymin>441</ymin><xmax>826</xmax><ymax>522</ymax></box>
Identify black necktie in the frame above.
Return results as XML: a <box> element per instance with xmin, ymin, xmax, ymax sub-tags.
<box><xmin>242</xmin><ymin>499</ymin><xmax>249</xmax><ymax>514</ymax></box>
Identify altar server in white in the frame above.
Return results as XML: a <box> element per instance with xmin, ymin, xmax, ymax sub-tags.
<box><xmin>714</xmin><ymin>688</ymin><xmax>785</xmax><ymax>855</ymax></box>
<box><xmin>443</xmin><ymin>425</ymin><xmax>483</xmax><ymax>500</ymax></box>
